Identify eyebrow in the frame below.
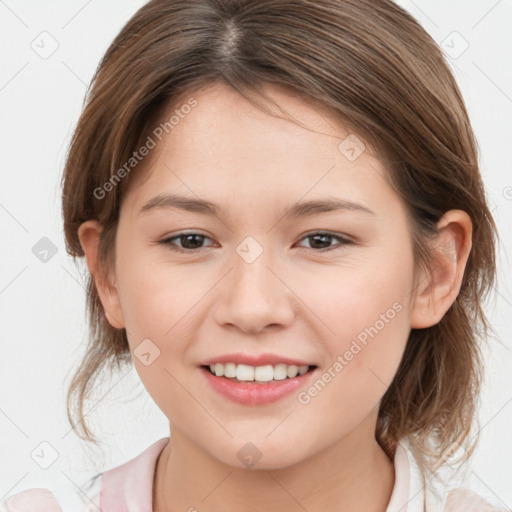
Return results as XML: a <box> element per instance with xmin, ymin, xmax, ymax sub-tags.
<box><xmin>137</xmin><ymin>193</ymin><xmax>375</xmax><ymax>219</ymax></box>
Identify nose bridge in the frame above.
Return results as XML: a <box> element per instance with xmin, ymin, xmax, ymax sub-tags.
<box><xmin>216</xmin><ymin>235</ymin><xmax>294</xmax><ymax>333</ymax></box>
<box><xmin>233</xmin><ymin>236</ymin><xmax>273</xmax><ymax>299</ymax></box>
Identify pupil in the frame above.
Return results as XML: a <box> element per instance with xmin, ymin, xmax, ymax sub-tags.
<box><xmin>310</xmin><ymin>234</ymin><xmax>330</xmax><ymax>249</ymax></box>
<box><xmin>182</xmin><ymin>234</ymin><xmax>203</xmax><ymax>249</ymax></box>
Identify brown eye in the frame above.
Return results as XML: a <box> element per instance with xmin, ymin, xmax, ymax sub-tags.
<box><xmin>159</xmin><ymin>232</ymin><xmax>214</xmax><ymax>252</ymax></box>
<box><xmin>158</xmin><ymin>230</ymin><xmax>351</xmax><ymax>254</ymax></box>
<box><xmin>297</xmin><ymin>232</ymin><xmax>351</xmax><ymax>251</ymax></box>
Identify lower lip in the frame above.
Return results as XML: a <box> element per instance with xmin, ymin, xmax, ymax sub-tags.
<box><xmin>199</xmin><ymin>366</ymin><xmax>315</xmax><ymax>405</ymax></box>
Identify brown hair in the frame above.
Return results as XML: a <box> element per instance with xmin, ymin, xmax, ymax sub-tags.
<box><xmin>61</xmin><ymin>0</ymin><xmax>497</xmax><ymax>479</ymax></box>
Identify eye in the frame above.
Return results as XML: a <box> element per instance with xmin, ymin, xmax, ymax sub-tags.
<box><xmin>158</xmin><ymin>232</ymin><xmax>215</xmax><ymax>252</ymax></box>
<box><xmin>159</xmin><ymin>230</ymin><xmax>351</xmax><ymax>253</ymax></box>
<box><xmin>296</xmin><ymin>231</ymin><xmax>352</xmax><ymax>251</ymax></box>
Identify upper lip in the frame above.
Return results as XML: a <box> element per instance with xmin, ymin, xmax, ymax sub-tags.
<box><xmin>199</xmin><ymin>352</ymin><xmax>315</xmax><ymax>367</ymax></box>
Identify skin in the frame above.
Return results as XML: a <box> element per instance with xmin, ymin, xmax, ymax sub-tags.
<box><xmin>78</xmin><ymin>82</ymin><xmax>472</xmax><ymax>512</ymax></box>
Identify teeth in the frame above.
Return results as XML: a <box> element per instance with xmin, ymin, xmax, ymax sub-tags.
<box><xmin>236</xmin><ymin>364</ymin><xmax>254</xmax><ymax>381</ymax></box>
<box><xmin>287</xmin><ymin>365</ymin><xmax>298</xmax><ymax>378</ymax></box>
<box><xmin>224</xmin><ymin>362</ymin><xmax>236</xmax><ymax>378</ymax></box>
<box><xmin>206</xmin><ymin>363</ymin><xmax>311</xmax><ymax>382</ymax></box>
<box><xmin>254</xmin><ymin>365</ymin><xmax>274</xmax><ymax>382</ymax></box>
<box><xmin>274</xmin><ymin>364</ymin><xmax>288</xmax><ymax>380</ymax></box>
<box><xmin>214</xmin><ymin>363</ymin><xmax>224</xmax><ymax>377</ymax></box>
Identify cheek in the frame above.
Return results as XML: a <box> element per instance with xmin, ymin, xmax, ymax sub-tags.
<box><xmin>306</xmin><ymin>248</ymin><xmax>414</xmax><ymax>381</ymax></box>
<box><xmin>116</xmin><ymin>247</ymin><xmax>200</xmax><ymax>340</ymax></box>
<box><xmin>117</xmin><ymin>263</ymin><xmax>197</xmax><ymax>417</ymax></box>
<box><xmin>292</xmin><ymin>266</ymin><xmax>412</xmax><ymax>440</ymax></box>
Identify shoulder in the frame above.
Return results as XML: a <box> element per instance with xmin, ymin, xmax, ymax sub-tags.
<box><xmin>442</xmin><ymin>488</ymin><xmax>509</xmax><ymax>512</ymax></box>
<box><xmin>395</xmin><ymin>438</ymin><xmax>509</xmax><ymax>512</ymax></box>
<box><xmin>0</xmin><ymin>474</ymin><xmax>102</xmax><ymax>512</ymax></box>
<box><xmin>1</xmin><ymin>437</ymin><xmax>170</xmax><ymax>512</ymax></box>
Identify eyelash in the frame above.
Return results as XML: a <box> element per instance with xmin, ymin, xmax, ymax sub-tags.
<box><xmin>158</xmin><ymin>231</ymin><xmax>352</xmax><ymax>253</ymax></box>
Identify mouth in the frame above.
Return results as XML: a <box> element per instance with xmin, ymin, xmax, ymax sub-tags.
<box><xmin>201</xmin><ymin>363</ymin><xmax>317</xmax><ymax>383</ymax></box>
<box><xmin>197</xmin><ymin>352</ymin><xmax>319</xmax><ymax>405</ymax></box>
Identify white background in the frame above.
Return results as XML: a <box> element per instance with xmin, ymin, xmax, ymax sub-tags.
<box><xmin>1</xmin><ymin>0</ymin><xmax>511</xmax><ymax>507</ymax></box>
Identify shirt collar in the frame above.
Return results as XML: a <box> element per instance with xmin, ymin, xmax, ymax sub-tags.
<box><xmin>101</xmin><ymin>436</ymin><xmax>425</xmax><ymax>512</ymax></box>
<box><xmin>386</xmin><ymin>437</ymin><xmax>427</xmax><ymax>512</ymax></box>
<box><xmin>101</xmin><ymin>437</ymin><xmax>169</xmax><ymax>512</ymax></box>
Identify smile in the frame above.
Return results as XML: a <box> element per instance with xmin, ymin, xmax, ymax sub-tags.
<box><xmin>199</xmin><ymin>364</ymin><xmax>317</xmax><ymax>405</ymax></box>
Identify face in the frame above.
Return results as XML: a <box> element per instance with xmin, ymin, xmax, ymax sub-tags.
<box><xmin>100</xmin><ymin>82</ymin><xmax>419</xmax><ymax>469</ymax></box>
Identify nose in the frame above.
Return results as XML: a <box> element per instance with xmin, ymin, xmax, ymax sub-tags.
<box><xmin>214</xmin><ymin>246</ymin><xmax>295</xmax><ymax>334</ymax></box>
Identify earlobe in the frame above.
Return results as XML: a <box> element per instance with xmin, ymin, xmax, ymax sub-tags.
<box><xmin>77</xmin><ymin>220</ymin><xmax>125</xmax><ymax>329</ymax></box>
<box><xmin>410</xmin><ymin>210</ymin><xmax>472</xmax><ymax>329</ymax></box>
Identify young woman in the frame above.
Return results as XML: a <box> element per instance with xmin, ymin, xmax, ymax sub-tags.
<box><xmin>2</xmin><ymin>0</ymin><xmax>505</xmax><ymax>510</ymax></box>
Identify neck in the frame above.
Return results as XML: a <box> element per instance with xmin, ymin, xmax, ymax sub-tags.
<box><xmin>153</xmin><ymin>420</ymin><xmax>395</xmax><ymax>512</ymax></box>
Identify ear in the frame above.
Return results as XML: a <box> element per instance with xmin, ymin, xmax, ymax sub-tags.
<box><xmin>77</xmin><ymin>220</ymin><xmax>125</xmax><ymax>329</ymax></box>
<box><xmin>410</xmin><ymin>210</ymin><xmax>472</xmax><ymax>329</ymax></box>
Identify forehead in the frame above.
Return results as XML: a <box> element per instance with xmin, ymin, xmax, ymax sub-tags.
<box><xmin>121</xmin><ymin>82</ymin><xmax>398</xmax><ymax>220</ymax></box>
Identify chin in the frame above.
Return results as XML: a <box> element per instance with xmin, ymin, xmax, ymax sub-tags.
<box><xmin>209</xmin><ymin>439</ymin><xmax>314</xmax><ymax>471</ymax></box>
